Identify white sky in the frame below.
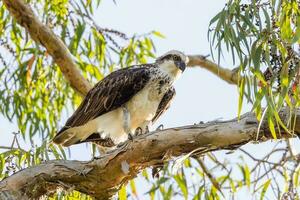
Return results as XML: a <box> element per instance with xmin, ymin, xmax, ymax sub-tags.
<box><xmin>95</xmin><ymin>0</ymin><xmax>247</xmax><ymax>127</ymax></box>
<box><xmin>1</xmin><ymin>0</ymin><xmax>300</xmax><ymax>199</ymax></box>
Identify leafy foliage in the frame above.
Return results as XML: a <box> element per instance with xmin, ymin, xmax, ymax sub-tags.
<box><xmin>0</xmin><ymin>0</ymin><xmax>157</xmax><ymax>185</ymax></box>
<box><xmin>1</xmin><ymin>0</ymin><xmax>300</xmax><ymax>199</ymax></box>
<box><xmin>209</xmin><ymin>0</ymin><xmax>300</xmax><ymax>137</ymax></box>
<box><xmin>121</xmin><ymin>147</ymin><xmax>300</xmax><ymax>200</ymax></box>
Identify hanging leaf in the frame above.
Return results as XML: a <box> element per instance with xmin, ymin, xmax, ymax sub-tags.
<box><xmin>118</xmin><ymin>185</ymin><xmax>127</xmax><ymax>200</ymax></box>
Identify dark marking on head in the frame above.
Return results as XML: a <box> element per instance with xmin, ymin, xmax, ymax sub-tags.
<box><xmin>155</xmin><ymin>50</ymin><xmax>187</xmax><ymax>72</ymax></box>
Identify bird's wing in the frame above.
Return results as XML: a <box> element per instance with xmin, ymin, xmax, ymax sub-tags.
<box><xmin>151</xmin><ymin>87</ymin><xmax>176</xmax><ymax>123</ymax></box>
<box><xmin>75</xmin><ymin>86</ymin><xmax>175</xmax><ymax>146</ymax></box>
<box><xmin>72</xmin><ymin>133</ymin><xmax>116</xmax><ymax>147</ymax></box>
<box><xmin>56</xmin><ymin>65</ymin><xmax>153</xmax><ymax>136</ymax></box>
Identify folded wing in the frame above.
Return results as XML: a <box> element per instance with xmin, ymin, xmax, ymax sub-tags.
<box><xmin>53</xmin><ymin>65</ymin><xmax>153</xmax><ymax>144</ymax></box>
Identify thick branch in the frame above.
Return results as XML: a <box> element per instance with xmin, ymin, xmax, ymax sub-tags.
<box><xmin>187</xmin><ymin>55</ymin><xmax>239</xmax><ymax>85</ymax></box>
<box><xmin>1</xmin><ymin>108</ymin><xmax>299</xmax><ymax>199</ymax></box>
<box><xmin>2</xmin><ymin>0</ymin><xmax>92</xmax><ymax>96</ymax></box>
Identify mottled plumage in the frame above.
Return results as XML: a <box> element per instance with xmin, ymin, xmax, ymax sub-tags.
<box><xmin>53</xmin><ymin>50</ymin><xmax>188</xmax><ymax>147</ymax></box>
<box><xmin>152</xmin><ymin>87</ymin><xmax>176</xmax><ymax>123</ymax></box>
<box><xmin>56</xmin><ymin>66</ymin><xmax>153</xmax><ymax>134</ymax></box>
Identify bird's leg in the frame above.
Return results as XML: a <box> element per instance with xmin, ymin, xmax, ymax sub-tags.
<box><xmin>122</xmin><ymin>105</ymin><xmax>134</xmax><ymax>140</ymax></box>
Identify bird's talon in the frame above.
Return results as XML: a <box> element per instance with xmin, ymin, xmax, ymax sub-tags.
<box><xmin>156</xmin><ymin>124</ymin><xmax>164</xmax><ymax>131</ymax></box>
<box><xmin>135</xmin><ymin>126</ymin><xmax>150</xmax><ymax>135</ymax></box>
<box><xmin>93</xmin><ymin>156</ymin><xmax>100</xmax><ymax>160</ymax></box>
<box><xmin>135</xmin><ymin>127</ymin><xmax>143</xmax><ymax>136</ymax></box>
<box><xmin>128</xmin><ymin>132</ymin><xmax>134</xmax><ymax>140</ymax></box>
<box><xmin>145</xmin><ymin>126</ymin><xmax>150</xmax><ymax>134</ymax></box>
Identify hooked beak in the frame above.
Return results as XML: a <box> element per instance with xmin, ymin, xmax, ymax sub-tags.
<box><xmin>175</xmin><ymin>61</ymin><xmax>186</xmax><ymax>72</ymax></box>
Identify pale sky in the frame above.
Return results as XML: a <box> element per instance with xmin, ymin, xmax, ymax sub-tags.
<box><xmin>96</xmin><ymin>0</ymin><xmax>245</xmax><ymax>127</ymax></box>
<box><xmin>1</xmin><ymin>0</ymin><xmax>299</xmax><ymax>199</ymax></box>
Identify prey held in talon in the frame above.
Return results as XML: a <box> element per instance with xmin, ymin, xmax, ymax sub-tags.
<box><xmin>53</xmin><ymin>50</ymin><xmax>188</xmax><ymax>148</ymax></box>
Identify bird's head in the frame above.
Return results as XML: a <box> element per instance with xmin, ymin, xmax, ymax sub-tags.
<box><xmin>155</xmin><ymin>50</ymin><xmax>188</xmax><ymax>79</ymax></box>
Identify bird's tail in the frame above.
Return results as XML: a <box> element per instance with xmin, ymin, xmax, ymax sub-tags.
<box><xmin>52</xmin><ymin>127</ymin><xmax>83</xmax><ymax>147</ymax></box>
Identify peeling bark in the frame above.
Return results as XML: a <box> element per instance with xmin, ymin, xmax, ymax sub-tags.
<box><xmin>0</xmin><ymin>109</ymin><xmax>299</xmax><ymax>199</ymax></box>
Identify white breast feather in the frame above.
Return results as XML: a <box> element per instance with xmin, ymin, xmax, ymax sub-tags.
<box><xmin>127</xmin><ymin>84</ymin><xmax>161</xmax><ymax>129</ymax></box>
<box><xmin>76</xmin><ymin>68</ymin><xmax>176</xmax><ymax>145</ymax></box>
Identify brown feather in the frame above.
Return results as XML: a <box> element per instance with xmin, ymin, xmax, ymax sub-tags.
<box><xmin>53</xmin><ymin>65</ymin><xmax>154</xmax><ymax>143</ymax></box>
<box><xmin>151</xmin><ymin>87</ymin><xmax>176</xmax><ymax>123</ymax></box>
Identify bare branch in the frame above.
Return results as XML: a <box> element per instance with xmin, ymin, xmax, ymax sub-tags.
<box><xmin>3</xmin><ymin>0</ymin><xmax>241</xmax><ymax>98</ymax></box>
<box><xmin>2</xmin><ymin>0</ymin><xmax>92</xmax><ymax>96</ymax></box>
<box><xmin>187</xmin><ymin>55</ymin><xmax>239</xmax><ymax>85</ymax></box>
<box><xmin>0</xmin><ymin>108</ymin><xmax>299</xmax><ymax>199</ymax></box>
<box><xmin>2</xmin><ymin>1</ymin><xmax>299</xmax><ymax>199</ymax></box>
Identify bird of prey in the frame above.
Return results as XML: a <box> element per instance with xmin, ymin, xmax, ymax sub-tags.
<box><xmin>53</xmin><ymin>50</ymin><xmax>188</xmax><ymax>147</ymax></box>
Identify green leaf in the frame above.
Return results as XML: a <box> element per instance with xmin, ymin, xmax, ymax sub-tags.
<box><xmin>294</xmin><ymin>167</ymin><xmax>300</xmax><ymax>187</ymax></box>
<box><xmin>118</xmin><ymin>185</ymin><xmax>127</xmax><ymax>200</ymax></box>
<box><xmin>268</xmin><ymin>115</ymin><xmax>277</xmax><ymax>139</ymax></box>
<box><xmin>174</xmin><ymin>174</ymin><xmax>188</xmax><ymax>200</ymax></box>
<box><xmin>129</xmin><ymin>180</ymin><xmax>137</xmax><ymax>197</ymax></box>
<box><xmin>209</xmin><ymin>10</ymin><xmax>224</xmax><ymax>26</ymax></box>
<box><xmin>292</xmin><ymin>17</ymin><xmax>300</xmax><ymax>43</ymax></box>
<box><xmin>251</xmin><ymin>68</ymin><xmax>267</xmax><ymax>86</ymax></box>
<box><xmin>152</xmin><ymin>31</ymin><xmax>165</xmax><ymax>38</ymax></box>
<box><xmin>229</xmin><ymin>178</ymin><xmax>237</xmax><ymax>193</ymax></box>
<box><xmin>244</xmin><ymin>165</ymin><xmax>250</xmax><ymax>188</ymax></box>
<box><xmin>251</xmin><ymin>41</ymin><xmax>263</xmax><ymax>69</ymax></box>
<box><xmin>239</xmin><ymin>164</ymin><xmax>251</xmax><ymax>188</ymax></box>
<box><xmin>262</xmin><ymin>7</ymin><xmax>271</xmax><ymax>32</ymax></box>
<box><xmin>238</xmin><ymin>77</ymin><xmax>245</xmax><ymax>119</ymax></box>
<box><xmin>260</xmin><ymin>179</ymin><xmax>271</xmax><ymax>200</ymax></box>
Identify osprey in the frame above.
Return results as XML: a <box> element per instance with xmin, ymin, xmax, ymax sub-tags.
<box><xmin>53</xmin><ymin>50</ymin><xmax>188</xmax><ymax>147</ymax></box>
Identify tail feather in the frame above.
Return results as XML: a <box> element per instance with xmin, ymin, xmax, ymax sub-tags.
<box><xmin>52</xmin><ymin>127</ymin><xmax>82</xmax><ymax>147</ymax></box>
<box><xmin>61</xmin><ymin>135</ymin><xmax>81</xmax><ymax>147</ymax></box>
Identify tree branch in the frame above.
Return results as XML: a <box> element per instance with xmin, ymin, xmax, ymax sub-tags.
<box><xmin>187</xmin><ymin>55</ymin><xmax>239</xmax><ymax>85</ymax></box>
<box><xmin>1</xmin><ymin>1</ymin><xmax>293</xmax><ymax>198</ymax></box>
<box><xmin>2</xmin><ymin>0</ymin><xmax>92</xmax><ymax>96</ymax></box>
<box><xmin>0</xmin><ymin>108</ymin><xmax>299</xmax><ymax>199</ymax></box>
<box><xmin>3</xmin><ymin>0</ymin><xmax>240</xmax><ymax>99</ymax></box>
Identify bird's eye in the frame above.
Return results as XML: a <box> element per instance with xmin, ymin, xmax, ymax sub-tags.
<box><xmin>173</xmin><ymin>55</ymin><xmax>180</xmax><ymax>61</ymax></box>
